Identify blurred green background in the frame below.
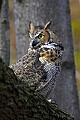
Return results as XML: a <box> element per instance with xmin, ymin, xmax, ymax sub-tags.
<box><xmin>70</xmin><ymin>0</ymin><xmax>80</xmax><ymax>103</ymax></box>
<box><xmin>9</xmin><ymin>0</ymin><xmax>80</xmax><ymax>104</ymax></box>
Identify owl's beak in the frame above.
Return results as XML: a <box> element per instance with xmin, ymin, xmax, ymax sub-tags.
<box><xmin>32</xmin><ymin>40</ymin><xmax>39</xmax><ymax>47</ymax></box>
<box><xmin>31</xmin><ymin>38</ymin><xmax>41</xmax><ymax>49</ymax></box>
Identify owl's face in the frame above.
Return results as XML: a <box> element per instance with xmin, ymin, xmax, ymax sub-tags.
<box><xmin>28</xmin><ymin>21</ymin><xmax>64</xmax><ymax>65</ymax></box>
<box><xmin>29</xmin><ymin>21</ymin><xmax>51</xmax><ymax>49</ymax></box>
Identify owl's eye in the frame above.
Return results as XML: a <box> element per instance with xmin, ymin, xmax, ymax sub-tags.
<box><xmin>38</xmin><ymin>34</ymin><xmax>45</xmax><ymax>39</ymax></box>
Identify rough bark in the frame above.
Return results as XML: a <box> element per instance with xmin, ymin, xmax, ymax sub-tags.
<box><xmin>0</xmin><ymin>58</ymin><xmax>74</xmax><ymax>120</ymax></box>
<box><xmin>13</xmin><ymin>0</ymin><xmax>80</xmax><ymax>120</ymax></box>
<box><xmin>0</xmin><ymin>0</ymin><xmax>10</xmax><ymax>65</ymax></box>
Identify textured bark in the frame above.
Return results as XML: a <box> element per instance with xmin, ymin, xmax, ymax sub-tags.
<box><xmin>13</xmin><ymin>0</ymin><xmax>30</xmax><ymax>59</ymax></box>
<box><xmin>13</xmin><ymin>0</ymin><xmax>80</xmax><ymax>119</ymax></box>
<box><xmin>0</xmin><ymin>58</ymin><xmax>74</xmax><ymax>120</ymax></box>
<box><xmin>0</xmin><ymin>0</ymin><xmax>10</xmax><ymax>65</ymax></box>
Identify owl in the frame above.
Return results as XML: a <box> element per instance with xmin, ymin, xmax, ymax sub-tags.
<box><xmin>9</xmin><ymin>21</ymin><xmax>64</xmax><ymax>98</ymax></box>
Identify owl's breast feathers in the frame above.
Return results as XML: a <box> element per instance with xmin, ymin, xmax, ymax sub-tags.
<box><xmin>10</xmin><ymin>41</ymin><xmax>63</xmax><ymax>92</ymax></box>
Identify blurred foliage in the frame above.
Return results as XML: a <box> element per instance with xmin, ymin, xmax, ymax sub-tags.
<box><xmin>74</xmin><ymin>51</ymin><xmax>80</xmax><ymax>71</ymax></box>
<box><xmin>70</xmin><ymin>1</ymin><xmax>80</xmax><ymax>101</ymax></box>
<box><xmin>71</xmin><ymin>19</ymin><xmax>80</xmax><ymax>46</ymax></box>
<box><xmin>70</xmin><ymin>0</ymin><xmax>80</xmax><ymax>49</ymax></box>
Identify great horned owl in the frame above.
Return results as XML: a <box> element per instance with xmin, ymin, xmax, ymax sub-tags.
<box><xmin>10</xmin><ymin>21</ymin><xmax>64</xmax><ymax>98</ymax></box>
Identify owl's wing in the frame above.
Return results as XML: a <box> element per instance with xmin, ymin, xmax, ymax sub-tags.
<box><xmin>9</xmin><ymin>51</ymin><xmax>48</xmax><ymax>90</ymax></box>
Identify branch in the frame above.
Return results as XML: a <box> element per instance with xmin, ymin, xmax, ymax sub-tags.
<box><xmin>0</xmin><ymin>58</ymin><xmax>74</xmax><ymax>120</ymax></box>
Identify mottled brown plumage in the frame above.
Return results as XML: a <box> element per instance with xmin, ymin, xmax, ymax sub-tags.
<box><xmin>10</xmin><ymin>22</ymin><xmax>64</xmax><ymax>97</ymax></box>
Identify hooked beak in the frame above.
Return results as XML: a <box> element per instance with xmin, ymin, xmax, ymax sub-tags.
<box><xmin>32</xmin><ymin>40</ymin><xmax>39</xmax><ymax>47</ymax></box>
<box><xmin>31</xmin><ymin>38</ymin><xmax>41</xmax><ymax>49</ymax></box>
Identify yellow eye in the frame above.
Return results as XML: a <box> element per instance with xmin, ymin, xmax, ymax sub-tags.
<box><xmin>38</xmin><ymin>34</ymin><xmax>44</xmax><ymax>39</ymax></box>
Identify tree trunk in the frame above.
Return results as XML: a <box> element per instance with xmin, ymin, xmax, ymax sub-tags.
<box><xmin>0</xmin><ymin>0</ymin><xmax>10</xmax><ymax>65</ymax></box>
<box><xmin>47</xmin><ymin>1</ymin><xmax>80</xmax><ymax>120</ymax></box>
<box><xmin>0</xmin><ymin>58</ymin><xmax>74</xmax><ymax>120</ymax></box>
<box><xmin>13</xmin><ymin>0</ymin><xmax>30</xmax><ymax>59</ymax></box>
<box><xmin>13</xmin><ymin>0</ymin><xmax>80</xmax><ymax>119</ymax></box>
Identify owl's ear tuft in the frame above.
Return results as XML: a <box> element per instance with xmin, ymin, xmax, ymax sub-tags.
<box><xmin>29</xmin><ymin>21</ymin><xmax>35</xmax><ymax>33</ymax></box>
<box><xmin>44</xmin><ymin>21</ymin><xmax>51</xmax><ymax>29</ymax></box>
